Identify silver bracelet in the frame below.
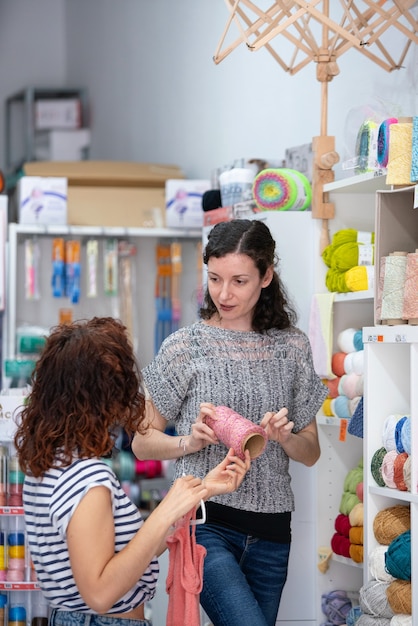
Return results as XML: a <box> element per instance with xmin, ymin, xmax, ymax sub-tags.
<box><xmin>178</xmin><ymin>437</ymin><xmax>186</xmax><ymax>450</ymax></box>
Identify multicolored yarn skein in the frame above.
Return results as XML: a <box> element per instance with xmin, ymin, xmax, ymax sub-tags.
<box><xmin>252</xmin><ymin>168</ymin><xmax>312</xmax><ymax>211</ymax></box>
<box><xmin>203</xmin><ymin>405</ymin><xmax>267</xmax><ymax>461</ymax></box>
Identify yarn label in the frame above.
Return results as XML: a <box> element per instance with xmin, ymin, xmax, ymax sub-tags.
<box><xmin>358</xmin><ymin>244</ymin><xmax>373</xmax><ymax>266</ymax></box>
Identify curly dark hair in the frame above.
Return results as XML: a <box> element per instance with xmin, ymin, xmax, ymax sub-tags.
<box><xmin>14</xmin><ymin>317</ymin><xmax>146</xmax><ymax>477</ymax></box>
<box><xmin>200</xmin><ymin>219</ymin><xmax>297</xmax><ymax>332</ymax></box>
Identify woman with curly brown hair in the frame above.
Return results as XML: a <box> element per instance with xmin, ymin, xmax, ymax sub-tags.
<box><xmin>14</xmin><ymin>316</ymin><xmax>250</xmax><ymax>626</ymax></box>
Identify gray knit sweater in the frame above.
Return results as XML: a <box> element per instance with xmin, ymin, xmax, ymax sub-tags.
<box><xmin>143</xmin><ymin>321</ymin><xmax>328</xmax><ymax>514</ymax></box>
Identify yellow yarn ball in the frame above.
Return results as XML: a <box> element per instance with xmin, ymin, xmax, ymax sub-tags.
<box><xmin>345</xmin><ymin>265</ymin><xmax>371</xmax><ymax>292</ymax></box>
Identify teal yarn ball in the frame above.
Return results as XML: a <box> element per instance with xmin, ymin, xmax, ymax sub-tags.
<box><xmin>371</xmin><ymin>447</ymin><xmax>387</xmax><ymax>487</ymax></box>
<box><xmin>385</xmin><ymin>529</ymin><xmax>411</xmax><ymax>580</ymax></box>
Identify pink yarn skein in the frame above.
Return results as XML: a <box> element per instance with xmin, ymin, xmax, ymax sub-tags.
<box><xmin>204</xmin><ymin>406</ymin><xmax>268</xmax><ymax>460</ymax></box>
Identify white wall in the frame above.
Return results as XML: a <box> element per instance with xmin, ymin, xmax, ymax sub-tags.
<box><xmin>63</xmin><ymin>0</ymin><xmax>418</xmax><ymax>179</ymax></box>
<box><xmin>1</xmin><ymin>1</ymin><xmax>417</xmax><ymax>180</ymax></box>
<box><xmin>0</xmin><ymin>0</ymin><xmax>67</xmax><ymax>171</ymax></box>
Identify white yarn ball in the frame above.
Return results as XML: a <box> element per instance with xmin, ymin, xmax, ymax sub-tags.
<box><xmin>369</xmin><ymin>545</ymin><xmax>395</xmax><ymax>583</ymax></box>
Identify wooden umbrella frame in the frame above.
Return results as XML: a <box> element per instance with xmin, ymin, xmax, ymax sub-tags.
<box><xmin>212</xmin><ymin>0</ymin><xmax>418</xmax><ymax>250</ymax></box>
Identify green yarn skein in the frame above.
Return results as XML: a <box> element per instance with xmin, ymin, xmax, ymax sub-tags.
<box><xmin>331</xmin><ymin>242</ymin><xmax>375</xmax><ymax>272</ymax></box>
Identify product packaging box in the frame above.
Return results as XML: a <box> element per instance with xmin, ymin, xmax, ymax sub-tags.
<box><xmin>18</xmin><ymin>176</ymin><xmax>68</xmax><ymax>225</ymax></box>
<box><xmin>166</xmin><ymin>179</ymin><xmax>211</xmax><ymax>228</ymax></box>
<box><xmin>23</xmin><ymin>161</ymin><xmax>185</xmax><ymax>228</ymax></box>
<box><xmin>34</xmin><ymin>98</ymin><xmax>82</xmax><ymax>129</ymax></box>
<box><xmin>33</xmin><ymin>129</ymin><xmax>91</xmax><ymax>161</ymax></box>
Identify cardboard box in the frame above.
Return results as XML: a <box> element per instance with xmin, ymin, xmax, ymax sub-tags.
<box><xmin>33</xmin><ymin>129</ymin><xmax>91</xmax><ymax>161</ymax></box>
<box><xmin>23</xmin><ymin>161</ymin><xmax>185</xmax><ymax>228</ymax></box>
<box><xmin>35</xmin><ymin>98</ymin><xmax>82</xmax><ymax>129</ymax></box>
<box><xmin>165</xmin><ymin>179</ymin><xmax>210</xmax><ymax>228</ymax></box>
<box><xmin>18</xmin><ymin>176</ymin><xmax>67</xmax><ymax>225</ymax></box>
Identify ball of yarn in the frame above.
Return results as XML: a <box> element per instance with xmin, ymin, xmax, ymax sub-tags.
<box><xmin>323</xmin><ymin>397</ymin><xmax>334</xmax><ymax>416</ymax></box>
<box><xmin>349</xmin><ymin>525</ymin><xmax>364</xmax><ymax>545</ymax></box>
<box><xmin>252</xmin><ymin>168</ymin><xmax>311</xmax><ymax>211</ymax></box>
<box><xmin>390</xmin><ymin>615</ymin><xmax>412</xmax><ymax>626</ymax></box>
<box><xmin>349</xmin><ymin>396</ymin><xmax>361</xmax><ymax>418</ymax></box>
<box><xmin>332</xmin><ymin>228</ymin><xmax>375</xmax><ymax>248</ymax></box>
<box><xmin>385</xmin><ymin>530</ymin><xmax>411</xmax><ymax>581</ymax></box>
<box><xmin>381</xmin><ymin>450</ymin><xmax>398</xmax><ymax>489</ymax></box>
<box><xmin>324</xmin><ymin>377</ymin><xmax>340</xmax><ymax>398</ymax></box>
<box><xmin>331</xmin><ymin>242</ymin><xmax>374</xmax><ymax>272</ymax></box>
<box><xmin>345</xmin><ymin>265</ymin><xmax>373</xmax><ymax>292</ymax></box>
<box><xmin>394</xmin><ymin>416</ymin><xmax>408</xmax><ymax>453</ymax></box>
<box><xmin>339</xmin><ymin>492</ymin><xmax>361</xmax><ymax>516</ymax></box>
<box><xmin>349</xmin><ymin>502</ymin><xmax>364</xmax><ymax>527</ymax></box>
<box><xmin>331</xmin><ymin>532</ymin><xmax>351</xmax><ymax>558</ymax></box>
<box><xmin>386</xmin><ymin>580</ymin><xmax>411</xmax><ymax>614</ymax></box>
<box><xmin>371</xmin><ymin>447</ymin><xmax>387</xmax><ymax>487</ymax></box>
<box><xmin>346</xmin><ymin>605</ymin><xmax>363</xmax><ymax>626</ymax></box>
<box><xmin>356</xmin><ymin>616</ymin><xmax>391</xmax><ymax>626</ymax></box>
<box><xmin>339</xmin><ymin>373</ymin><xmax>364</xmax><ymax>399</ymax></box>
<box><xmin>369</xmin><ymin>545</ymin><xmax>395</xmax><ymax>583</ymax></box>
<box><xmin>321</xmin><ymin>589</ymin><xmax>353</xmax><ymax>625</ymax></box>
<box><xmin>356</xmin><ymin>481</ymin><xmax>364</xmax><ymax>502</ymax></box>
<box><xmin>333</xmin><ymin>395</ymin><xmax>351</xmax><ymax>418</ymax></box>
<box><xmin>359</xmin><ymin>579</ymin><xmax>394</xmax><ymax>618</ymax></box>
<box><xmin>337</xmin><ymin>328</ymin><xmax>362</xmax><ymax>353</ymax></box>
<box><xmin>393</xmin><ymin>452</ymin><xmax>408</xmax><ymax>491</ymax></box>
<box><xmin>403</xmin><ymin>456</ymin><xmax>411</xmax><ymax>491</ymax></box>
<box><xmin>400</xmin><ymin>417</ymin><xmax>411</xmax><ymax>455</ymax></box>
<box><xmin>335</xmin><ymin>513</ymin><xmax>351</xmax><ymax>537</ymax></box>
<box><xmin>373</xmin><ymin>505</ymin><xmax>410</xmax><ymax>545</ymax></box>
<box><xmin>332</xmin><ymin>352</ymin><xmax>347</xmax><ymax>377</ymax></box>
<box><xmin>382</xmin><ymin>414</ymin><xmax>400</xmax><ymax>452</ymax></box>
<box><xmin>344</xmin><ymin>350</ymin><xmax>364</xmax><ymax>375</ymax></box>
<box><xmin>349</xmin><ymin>543</ymin><xmax>363</xmax><ymax>563</ymax></box>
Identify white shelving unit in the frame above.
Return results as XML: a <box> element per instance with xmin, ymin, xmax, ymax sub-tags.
<box><xmin>363</xmin><ymin>325</ymin><xmax>417</xmax><ymax>623</ymax></box>
<box><xmin>361</xmin><ymin>184</ymin><xmax>417</xmax><ymax>624</ymax></box>
<box><xmin>314</xmin><ymin>172</ymin><xmax>391</xmax><ymax>622</ymax></box>
<box><xmin>4</xmin><ymin>223</ymin><xmax>202</xmax><ymax>376</ymax></box>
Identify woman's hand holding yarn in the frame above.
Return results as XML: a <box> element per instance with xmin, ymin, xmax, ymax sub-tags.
<box><xmin>188</xmin><ymin>402</ymin><xmax>220</xmax><ymax>452</ymax></box>
<box><xmin>260</xmin><ymin>407</ymin><xmax>294</xmax><ymax>444</ymax></box>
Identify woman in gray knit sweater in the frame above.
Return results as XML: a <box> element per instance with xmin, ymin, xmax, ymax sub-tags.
<box><xmin>132</xmin><ymin>219</ymin><xmax>327</xmax><ymax>626</ymax></box>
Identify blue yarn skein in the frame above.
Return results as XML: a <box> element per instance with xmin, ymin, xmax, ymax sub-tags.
<box><xmin>385</xmin><ymin>529</ymin><xmax>411</xmax><ymax>580</ymax></box>
<box><xmin>400</xmin><ymin>416</ymin><xmax>411</xmax><ymax>455</ymax></box>
<box><xmin>394</xmin><ymin>416</ymin><xmax>408</xmax><ymax>453</ymax></box>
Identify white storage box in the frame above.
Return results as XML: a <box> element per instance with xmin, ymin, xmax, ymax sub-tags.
<box><xmin>18</xmin><ymin>176</ymin><xmax>68</xmax><ymax>225</ymax></box>
<box><xmin>165</xmin><ymin>179</ymin><xmax>210</xmax><ymax>228</ymax></box>
<box><xmin>34</xmin><ymin>98</ymin><xmax>81</xmax><ymax>129</ymax></box>
<box><xmin>33</xmin><ymin>129</ymin><xmax>91</xmax><ymax>161</ymax></box>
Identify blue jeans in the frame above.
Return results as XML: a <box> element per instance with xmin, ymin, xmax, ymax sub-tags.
<box><xmin>49</xmin><ymin>609</ymin><xmax>151</xmax><ymax>626</ymax></box>
<box><xmin>196</xmin><ymin>524</ymin><xmax>290</xmax><ymax>626</ymax></box>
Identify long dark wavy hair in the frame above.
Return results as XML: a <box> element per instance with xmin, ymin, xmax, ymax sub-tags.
<box><xmin>200</xmin><ymin>219</ymin><xmax>297</xmax><ymax>332</ymax></box>
<box><xmin>14</xmin><ymin>317</ymin><xmax>146</xmax><ymax>477</ymax></box>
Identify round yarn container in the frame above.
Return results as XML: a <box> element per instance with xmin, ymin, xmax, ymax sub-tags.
<box><xmin>386</xmin><ymin>579</ymin><xmax>411</xmax><ymax>615</ymax></box>
<box><xmin>359</xmin><ymin>579</ymin><xmax>394</xmax><ymax>619</ymax></box>
<box><xmin>385</xmin><ymin>529</ymin><xmax>411</xmax><ymax>581</ymax></box>
<box><xmin>373</xmin><ymin>505</ymin><xmax>410</xmax><ymax>545</ymax></box>
<box><xmin>204</xmin><ymin>406</ymin><xmax>267</xmax><ymax>460</ymax></box>
<box><xmin>252</xmin><ymin>168</ymin><xmax>312</xmax><ymax>211</ymax></box>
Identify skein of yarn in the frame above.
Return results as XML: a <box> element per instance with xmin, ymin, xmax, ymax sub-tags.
<box><xmin>321</xmin><ymin>590</ymin><xmax>353</xmax><ymax>625</ymax></box>
<box><xmin>369</xmin><ymin>545</ymin><xmax>395</xmax><ymax>583</ymax></box>
<box><xmin>373</xmin><ymin>505</ymin><xmax>410</xmax><ymax>545</ymax></box>
<box><xmin>203</xmin><ymin>405</ymin><xmax>267</xmax><ymax>460</ymax></box>
<box><xmin>385</xmin><ymin>530</ymin><xmax>411</xmax><ymax>581</ymax></box>
<box><xmin>359</xmin><ymin>579</ymin><xmax>395</xmax><ymax>619</ymax></box>
<box><xmin>386</xmin><ymin>580</ymin><xmax>411</xmax><ymax>615</ymax></box>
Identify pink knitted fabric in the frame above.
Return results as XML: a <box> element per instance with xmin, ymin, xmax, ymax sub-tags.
<box><xmin>166</xmin><ymin>508</ymin><xmax>207</xmax><ymax>626</ymax></box>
